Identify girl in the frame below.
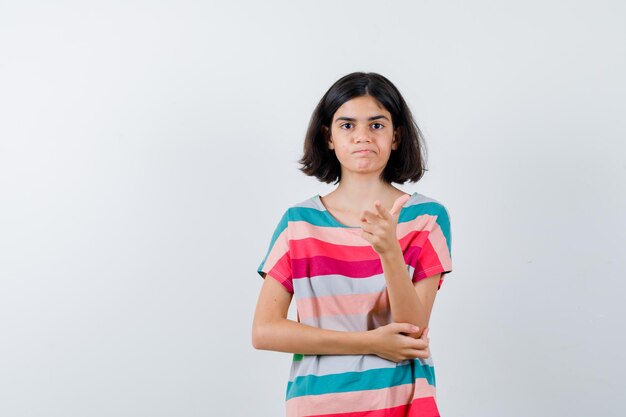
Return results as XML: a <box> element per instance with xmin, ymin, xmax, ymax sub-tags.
<box><xmin>252</xmin><ymin>72</ymin><xmax>453</xmax><ymax>417</ymax></box>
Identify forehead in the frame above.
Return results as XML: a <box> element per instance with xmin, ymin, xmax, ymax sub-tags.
<box><xmin>333</xmin><ymin>95</ymin><xmax>390</xmax><ymax>120</ymax></box>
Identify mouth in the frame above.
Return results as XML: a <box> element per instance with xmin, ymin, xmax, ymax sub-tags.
<box><xmin>353</xmin><ymin>150</ymin><xmax>374</xmax><ymax>154</ymax></box>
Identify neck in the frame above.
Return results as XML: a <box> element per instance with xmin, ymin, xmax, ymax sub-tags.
<box><xmin>331</xmin><ymin>173</ymin><xmax>398</xmax><ymax>209</ymax></box>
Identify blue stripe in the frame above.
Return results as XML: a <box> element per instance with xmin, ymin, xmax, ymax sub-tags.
<box><xmin>291</xmin><ymin>206</ymin><xmax>340</xmax><ymax>227</ymax></box>
<box><xmin>400</xmin><ymin>202</ymin><xmax>451</xmax><ymax>255</ymax></box>
<box><xmin>257</xmin><ymin>209</ymin><xmax>290</xmax><ymax>275</ymax></box>
<box><xmin>285</xmin><ymin>359</ymin><xmax>436</xmax><ymax>400</ymax></box>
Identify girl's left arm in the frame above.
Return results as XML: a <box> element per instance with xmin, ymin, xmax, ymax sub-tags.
<box><xmin>379</xmin><ymin>248</ymin><xmax>440</xmax><ymax>339</ymax></box>
<box><xmin>360</xmin><ymin>196</ymin><xmax>440</xmax><ymax>340</ymax></box>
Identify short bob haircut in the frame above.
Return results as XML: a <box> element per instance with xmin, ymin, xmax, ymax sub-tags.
<box><xmin>298</xmin><ymin>72</ymin><xmax>428</xmax><ymax>185</ymax></box>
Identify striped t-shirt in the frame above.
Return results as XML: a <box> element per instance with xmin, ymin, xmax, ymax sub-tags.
<box><xmin>257</xmin><ymin>192</ymin><xmax>453</xmax><ymax>417</ymax></box>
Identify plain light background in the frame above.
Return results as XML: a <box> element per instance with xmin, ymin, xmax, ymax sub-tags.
<box><xmin>1</xmin><ymin>1</ymin><xmax>625</xmax><ymax>416</ymax></box>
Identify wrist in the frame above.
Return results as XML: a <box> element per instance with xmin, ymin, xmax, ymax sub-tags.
<box><xmin>379</xmin><ymin>242</ymin><xmax>403</xmax><ymax>263</ymax></box>
<box><xmin>358</xmin><ymin>330</ymin><xmax>376</xmax><ymax>355</ymax></box>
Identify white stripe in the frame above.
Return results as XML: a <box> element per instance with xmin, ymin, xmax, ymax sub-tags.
<box><xmin>292</xmin><ymin>273</ymin><xmax>392</xmax><ymax>299</ymax></box>
<box><xmin>288</xmin><ymin>352</ymin><xmax>436</xmax><ymax>380</ymax></box>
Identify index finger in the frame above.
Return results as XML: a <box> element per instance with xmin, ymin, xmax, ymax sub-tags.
<box><xmin>373</xmin><ymin>200</ymin><xmax>390</xmax><ymax>219</ymax></box>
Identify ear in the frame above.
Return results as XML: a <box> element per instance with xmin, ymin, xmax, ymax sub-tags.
<box><xmin>392</xmin><ymin>127</ymin><xmax>402</xmax><ymax>150</ymax></box>
<box><xmin>322</xmin><ymin>125</ymin><xmax>334</xmax><ymax>150</ymax></box>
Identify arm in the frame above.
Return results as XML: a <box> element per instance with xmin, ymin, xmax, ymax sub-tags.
<box><xmin>380</xmin><ymin>247</ymin><xmax>440</xmax><ymax>339</ymax></box>
<box><xmin>251</xmin><ymin>273</ymin><xmax>430</xmax><ymax>361</ymax></box>
<box><xmin>251</xmin><ymin>274</ymin><xmax>372</xmax><ymax>355</ymax></box>
<box><xmin>360</xmin><ymin>197</ymin><xmax>440</xmax><ymax>339</ymax></box>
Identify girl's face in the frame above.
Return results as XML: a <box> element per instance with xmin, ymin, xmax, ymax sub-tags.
<box><xmin>327</xmin><ymin>95</ymin><xmax>399</xmax><ymax>179</ymax></box>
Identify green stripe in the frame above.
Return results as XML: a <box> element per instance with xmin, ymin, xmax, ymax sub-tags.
<box><xmin>285</xmin><ymin>360</ymin><xmax>435</xmax><ymax>400</ymax></box>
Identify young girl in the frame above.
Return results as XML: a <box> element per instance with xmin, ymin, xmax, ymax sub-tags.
<box><xmin>252</xmin><ymin>72</ymin><xmax>453</xmax><ymax>417</ymax></box>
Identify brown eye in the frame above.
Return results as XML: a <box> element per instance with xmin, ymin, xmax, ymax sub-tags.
<box><xmin>372</xmin><ymin>123</ymin><xmax>384</xmax><ymax>129</ymax></box>
<box><xmin>341</xmin><ymin>123</ymin><xmax>353</xmax><ymax>129</ymax></box>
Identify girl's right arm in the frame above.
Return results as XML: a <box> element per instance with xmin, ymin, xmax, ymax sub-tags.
<box><xmin>251</xmin><ymin>273</ymin><xmax>430</xmax><ymax>362</ymax></box>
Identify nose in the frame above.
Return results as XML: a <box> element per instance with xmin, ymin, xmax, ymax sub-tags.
<box><xmin>352</xmin><ymin>125</ymin><xmax>372</xmax><ymax>143</ymax></box>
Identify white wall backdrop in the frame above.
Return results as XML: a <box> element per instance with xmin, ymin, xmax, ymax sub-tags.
<box><xmin>1</xmin><ymin>1</ymin><xmax>624</xmax><ymax>416</ymax></box>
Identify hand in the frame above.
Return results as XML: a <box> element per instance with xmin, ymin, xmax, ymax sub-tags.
<box><xmin>359</xmin><ymin>194</ymin><xmax>411</xmax><ymax>255</ymax></box>
<box><xmin>367</xmin><ymin>323</ymin><xmax>431</xmax><ymax>363</ymax></box>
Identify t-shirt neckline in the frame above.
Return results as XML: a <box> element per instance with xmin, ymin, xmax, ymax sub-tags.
<box><xmin>313</xmin><ymin>192</ymin><xmax>417</xmax><ymax>229</ymax></box>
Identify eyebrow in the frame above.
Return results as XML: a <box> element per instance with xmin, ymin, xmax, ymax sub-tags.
<box><xmin>334</xmin><ymin>115</ymin><xmax>390</xmax><ymax>123</ymax></box>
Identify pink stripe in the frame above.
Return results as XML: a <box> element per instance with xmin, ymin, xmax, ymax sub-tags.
<box><xmin>289</xmin><ymin>229</ymin><xmax>430</xmax><ymax>266</ymax></box>
<box><xmin>286</xmin><ymin>383</ymin><xmax>412</xmax><ymax>416</ymax></box>
<box><xmin>262</xmin><ymin>229</ymin><xmax>289</xmax><ymax>272</ymax></box>
<box><xmin>301</xmin><ymin>404</ymin><xmax>411</xmax><ymax>417</ymax></box>
<box><xmin>290</xmin><ymin>223</ymin><xmax>433</xmax><ymax>264</ymax></box>
<box><xmin>264</xmin><ymin>214</ymin><xmax>449</xmax><ymax>284</ymax></box>
<box><xmin>292</xmin><ymin>256</ymin><xmax>383</xmax><ymax>279</ymax></box>
<box><xmin>408</xmin><ymin>396</ymin><xmax>441</xmax><ymax>417</ymax></box>
<box><xmin>397</xmin><ymin>215</ymin><xmax>435</xmax><ymax>239</ymax></box>
<box><xmin>300</xmin><ymin>398</ymin><xmax>439</xmax><ymax>417</ymax></box>
<box><xmin>286</xmin><ymin>381</ymin><xmax>436</xmax><ymax>417</ymax></box>
<box><xmin>292</xmin><ymin>237</ymin><xmax>378</xmax><ymax>262</ymax></box>
<box><xmin>428</xmin><ymin>224</ymin><xmax>452</xmax><ymax>271</ymax></box>
<box><xmin>412</xmin><ymin>377</ymin><xmax>438</xmax><ymax>400</ymax></box>
<box><xmin>290</xmin><ymin>215</ymin><xmax>435</xmax><ymax>247</ymax></box>
<box><xmin>290</xmin><ymin>221</ymin><xmax>370</xmax><ymax>246</ymax></box>
<box><xmin>296</xmin><ymin>289</ymin><xmax>390</xmax><ymax>319</ymax></box>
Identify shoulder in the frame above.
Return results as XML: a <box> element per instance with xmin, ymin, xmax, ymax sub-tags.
<box><xmin>289</xmin><ymin>195</ymin><xmax>320</xmax><ymax>212</ymax></box>
<box><xmin>274</xmin><ymin>195</ymin><xmax>321</xmax><ymax>223</ymax></box>
<box><xmin>404</xmin><ymin>193</ymin><xmax>452</xmax><ymax>243</ymax></box>
<box><xmin>403</xmin><ymin>192</ymin><xmax>450</xmax><ymax>220</ymax></box>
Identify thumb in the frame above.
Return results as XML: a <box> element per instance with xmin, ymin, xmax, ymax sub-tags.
<box><xmin>396</xmin><ymin>323</ymin><xmax>420</xmax><ymax>333</ymax></box>
<box><xmin>389</xmin><ymin>194</ymin><xmax>411</xmax><ymax>217</ymax></box>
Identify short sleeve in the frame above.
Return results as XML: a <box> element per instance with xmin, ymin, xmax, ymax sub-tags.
<box><xmin>404</xmin><ymin>203</ymin><xmax>453</xmax><ymax>290</ymax></box>
<box><xmin>257</xmin><ymin>209</ymin><xmax>294</xmax><ymax>294</ymax></box>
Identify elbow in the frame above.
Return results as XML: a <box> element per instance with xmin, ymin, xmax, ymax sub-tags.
<box><xmin>252</xmin><ymin>319</ymin><xmax>284</xmax><ymax>350</ymax></box>
<box><xmin>409</xmin><ymin>328</ymin><xmax>426</xmax><ymax>339</ymax></box>
<box><xmin>251</xmin><ymin>323</ymin><xmax>268</xmax><ymax>350</ymax></box>
<box><xmin>412</xmin><ymin>320</ymin><xmax>430</xmax><ymax>339</ymax></box>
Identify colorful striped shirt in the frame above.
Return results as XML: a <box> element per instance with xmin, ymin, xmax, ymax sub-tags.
<box><xmin>257</xmin><ymin>192</ymin><xmax>453</xmax><ymax>417</ymax></box>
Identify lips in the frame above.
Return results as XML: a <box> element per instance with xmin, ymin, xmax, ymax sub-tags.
<box><xmin>353</xmin><ymin>149</ymin><xmax>375</xmax><ymax>154</ymax></box>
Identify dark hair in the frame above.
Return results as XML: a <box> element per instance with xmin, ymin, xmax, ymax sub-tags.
<box><xmin>298</xmin><ymin>72</ymin><xmax>428</xmax><ymax>185</ymax></box>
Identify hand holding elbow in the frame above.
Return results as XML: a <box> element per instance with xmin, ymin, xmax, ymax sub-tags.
<box><xmin>369</xmin><ymin>322</ymin><xmax>431</xmax><ymax>363</ymax></box>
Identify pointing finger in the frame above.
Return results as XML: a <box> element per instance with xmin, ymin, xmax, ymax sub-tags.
<box><xmin>374</xmin><ymin>200</ymin><xmax>390</xmax><ymax>219</ymax></box>
<box><xmin>360</xmin><ymin>209</ymin><xmax>377</xmax><ymax>223</ymax></box>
